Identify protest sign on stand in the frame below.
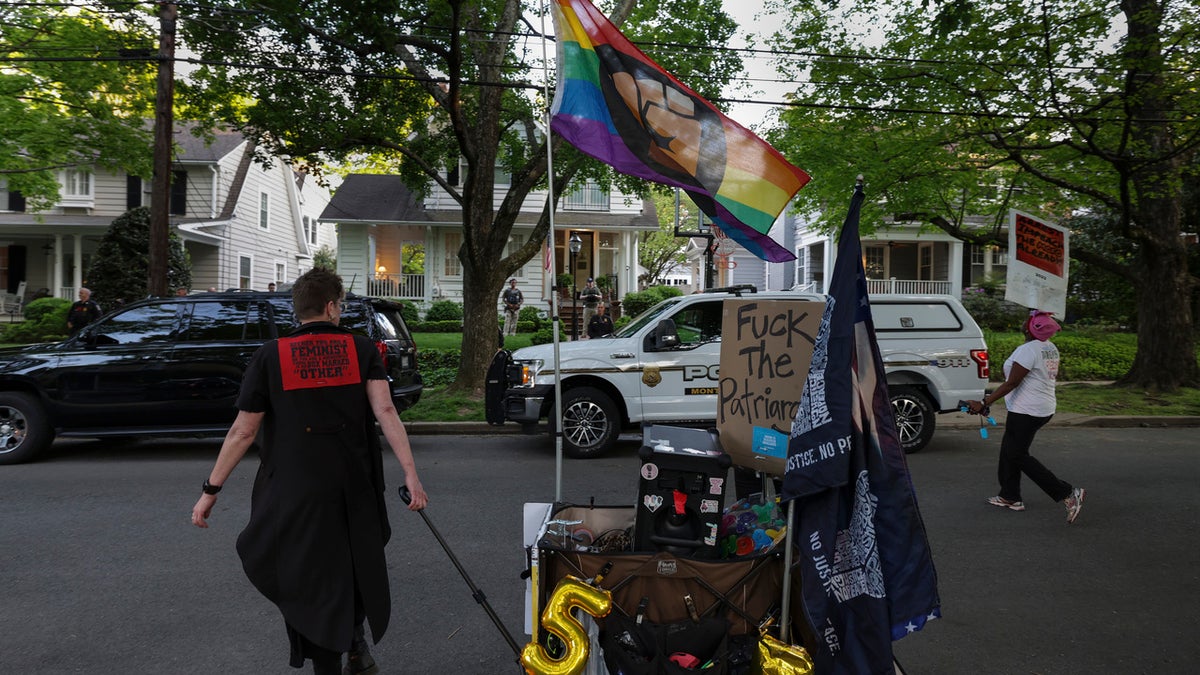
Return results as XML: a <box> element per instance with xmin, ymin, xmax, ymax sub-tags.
<box><xmin>716</xmin><ymin>299</ymin><xmax>823</xmax><ymax>475</ymax></box>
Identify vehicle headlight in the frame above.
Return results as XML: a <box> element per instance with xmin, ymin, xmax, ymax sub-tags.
<box><xmin>510</xmin><ymin>359</ymin><xmax>543</xmax><ymax>387</ymax></box>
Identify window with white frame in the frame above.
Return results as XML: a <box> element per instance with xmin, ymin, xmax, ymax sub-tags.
<box><xmin>864</xmin><ymin>245</ymin><xmax>885</xmax><ymax>278</ymax></box>
<box><xmin>275</xmin><ymin>262</ymin><xmax>286</xmax><ymax>285</ymax></box>
<box><xmin>239</xmin><ymin>256</ymin><xmax>252</xmax><ymax>289</ymax></box>
<box><xmin>443</xmin><ymin>232</ymin><xmax>462</xmax><ymax>277</ymax></box>
<box><xmin>970</xmin><ymin>246</ymin><xmax>986</xmax><ymax>265</ymax></box>
<box><xmin>258</xmin><ymin>193</ymin><xmax>270</xmax><ymax>229</ymax></box>
<box><xmin>991</xmin><ymin>246</ymin><xmax>1007</xmax><ymax>266</ymax></box>
<box><xmin>505</xmin><ymin>234</ymin><xmax>526</xmax><ymax>277</ymax></box>
<box><xmin>60</xmin><ymin>169</ymin><xmax>94</xmax><ymax>205</ymax></box>
<box><xmin>303</xmin><ymin>216</ymin><xmax>318</xmax><ymax>245</ymax></box>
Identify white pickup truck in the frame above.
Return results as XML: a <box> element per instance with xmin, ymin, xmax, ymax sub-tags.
<box><xmin>489</xmin><ymin>287</ymin><xmax>989</xmax><ymax>458</ymax></box>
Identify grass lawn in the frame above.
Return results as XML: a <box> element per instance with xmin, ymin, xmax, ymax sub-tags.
<box><xmin>414</xmin><ymin>332</ymin><xmax>535</xmax><ymax>351</ymax></box>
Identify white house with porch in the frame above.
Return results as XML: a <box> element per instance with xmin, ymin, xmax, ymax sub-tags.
<box><xmin>321</xmin><ymin>174</ymin><xmax>658</xmax><ymax>315</ymax></box>
<box><xmin>0</xmin><ymin>124</ymin><xmax>336</xmax><ymax>305</ymax></box>
<box><xmin>706</xmin><ymin>205</ymin><xmax>1008</xmax><ymax>297</ymax></box>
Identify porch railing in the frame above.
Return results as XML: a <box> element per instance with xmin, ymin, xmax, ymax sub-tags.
<box><xmin>366</xmin><ymin>274</ymin><xmax>424</xmax><ymax>299</ymax></box>
<box><xmin>866</xmin><ymin>279</ymin><xmax>953</xmax><ymax>295</ymax></box>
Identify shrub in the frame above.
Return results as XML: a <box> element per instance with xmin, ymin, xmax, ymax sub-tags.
<box><xmin>412</xmin><ymin>320</ymin><xmax>462</xmax><ymax>333</ymax></box>
<box><xmin>518</xmin><ymin>305</ymin><xmax>543</xmax><ymax>329</ymax></box>
<box><xmin>418</xmin><ymin>347</ymin><xmax>462</xmax><ymax>387</ymax></box>
<box><xmin>620</xmin><ymin>290</ymin><xmax>660</xmax><ymax>318</ymax></box>
<box><xmin>1</xmin><ymin>297</ymin><xmax>71</xmax><ymax>343</ymax></box>
<box><xmin>614</xmin><ymin>316</ymin><xmax>632</xmax><ymax>331</ymax></box>
<box><xmin>86</xmin><ymin>206</ymin><xmax>191</xmax><ymax>303</ymax></box>
<box><xmin>397</xmin><ymin>300</ymin><xmax>419</xmax><ymax>326</ymax></box>
<box><xmin>961</xmin><ymin>288</ymin><xmax>1028</xmax><ymax>331</ymax></box>
<box><xmin>425</xmin><ymin>300</ymin><xmax>464</xmax><ymax>322</ymax></box>
<box><xmin>982</xmin><ymin>330</ymin><xmax>1139</xmax><ymax>382</ymax></box>
<box><xmin>530</xmin><ymin>326</ymin><xmax>554</xmax><ymax>345</ymax></box>
<box><xmin>645</xmin><ymin>285</ymin><xmax>684</xmax><ymax>301</ymax></box>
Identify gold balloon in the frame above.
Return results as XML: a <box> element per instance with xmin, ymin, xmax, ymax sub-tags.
<box><xmin>521</xmin><ymin>576</ymin><xmax>613</xmax><ymax>675</ymax></box>
<box><xmin>755</xmin><ymin>632</ymin><xmax>815</xmax><ymax>675</ymax></box>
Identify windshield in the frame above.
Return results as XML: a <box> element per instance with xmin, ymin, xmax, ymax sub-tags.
<box><xmin>612</xmin><ymin>297</ymin><xmax>685</xmax><ymax>338</ymax></box>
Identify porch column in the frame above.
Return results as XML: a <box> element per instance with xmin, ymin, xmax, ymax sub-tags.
<box><xmin>823</xmin><ymin>236</ymin><xmax>835</xmax><ymax>294</ymax></box>
<box><xmin>624</xmin><ymin>230</ymin><xmax>638</xmax><ymax>295</ymax></box>
<box><xmin>426</xmin><ymin>225</ymin><xmax>435</xmax><ymax>305</ymax></box>
<box><xmin>53</xmin><ymin>234</ymin><xmax>64</xmax><ymax>298</ymax></box>
<box><xmin>948</xmin><ymin>242</ymin><xmax>964</xmax><ymax>296</ymax></box>
<box><xmin>73</xmin><ymin>235</ymin><xmax>83</xmax><ymax>293</ymax></box>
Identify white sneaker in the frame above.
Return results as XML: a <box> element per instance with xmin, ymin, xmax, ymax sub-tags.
<box><xmin>987</xmin><ymin>495</ymin><xmax>1026</xmax><ymax>511</ymax></box>
<box><xmin>1065</xmin><ymin>487</ymin><xmax>1086</xmax><ymax>524</ymax></box>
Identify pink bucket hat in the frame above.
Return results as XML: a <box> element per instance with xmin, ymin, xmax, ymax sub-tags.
<box><xmin>1026</xmin><ymin>311</ymin><xmax>1061</xmax><ymax>341</ymax></box>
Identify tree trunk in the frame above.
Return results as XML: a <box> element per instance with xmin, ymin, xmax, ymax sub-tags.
<box><xmin>1116</xmin><ymin>0</ymin><xmax>1200</xmax><ymax>390</ymax></box>
<box><xmin>454</xmin><ymin>259</ymin><xmax>505</xmax><ymax>395</ymax></box>
<box><xmin>1122</xmin><ymin>227</ymin><xmax>1199</xmax><ymax>389</ymax></box>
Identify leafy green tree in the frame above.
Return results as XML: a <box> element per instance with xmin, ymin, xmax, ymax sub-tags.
<box><xmin>639</xmin><ymin>191</ymin><xmax>691</xmax><ymax>288</ymax></box>
<box><xmin>86</xmin><ymin>207</ymin><xmax>191</xmax><ymax>308</ymax></box>
<box><xmin>0</xmin><ymin>3</ymin><xmax>156</xmax><ymax>209</ymax></box>
<box><xmin>311</xmin><ymin>245</ymin><xmax>337</xmax><ymax>271</ymax></box>
<box><xmin>768</xmin><ymin>0</ymin><xmax>1200</xmax><ymax>389</ymax></box>
<box><xmin>175</xmin><ymin>0</ymin><xmax>741</xmax><ymax>392</ymax></box>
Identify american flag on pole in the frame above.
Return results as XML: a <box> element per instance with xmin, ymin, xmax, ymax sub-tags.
<box><xmin>782</xmin><ymin>180</ymin><xmax>940</xmax><ymax>674</ymax></box>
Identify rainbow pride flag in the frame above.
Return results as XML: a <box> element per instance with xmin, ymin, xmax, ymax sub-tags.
<box><xmin>550</xmin><ymin>0</ymin><xmax>810</xmax><ymax>262</ymax></box>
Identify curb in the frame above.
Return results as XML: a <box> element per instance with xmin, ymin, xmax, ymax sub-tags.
<box><xmin>404</xmin><ymin>416</ymin><xmax>1200</xmax><ymax>436</ymax></box>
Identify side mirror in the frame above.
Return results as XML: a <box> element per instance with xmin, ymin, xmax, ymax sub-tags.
<box><xmin>649</xmin><ymin>319</ymin><xmax>680</xmax><ymax>351</ymax></box>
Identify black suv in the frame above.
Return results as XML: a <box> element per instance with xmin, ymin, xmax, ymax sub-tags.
<box><xmin>0</xmin><ymin>291</ymin><xmax>422</xmax><ymax>464</ymax></box>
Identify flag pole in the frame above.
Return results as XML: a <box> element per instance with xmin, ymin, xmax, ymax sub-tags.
<box><xmin>780</xmin><ymin>498</ymin><xmax>797</xmax><ymax>643</ymax></box>
<box><xmin>541</xmin><ymin>0</ymin><xmax>564</xmax><ymax>502</ymax></box>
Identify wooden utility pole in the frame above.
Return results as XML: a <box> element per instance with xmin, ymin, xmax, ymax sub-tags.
<box><xmin>148</xmin><ymin>2</ymin><xmax>176</xmax><ymax>296</ymax></box>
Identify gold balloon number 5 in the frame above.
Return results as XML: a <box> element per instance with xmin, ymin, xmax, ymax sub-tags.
<box><xmin>520</xmin><ymin>576</ymin><xmax>613</xmax><ymax>675</ymax></box>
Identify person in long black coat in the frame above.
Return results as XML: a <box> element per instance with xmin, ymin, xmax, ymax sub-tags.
<box><xmin>192</xmin><ymin>268</ymin><xmax>428</xmax><ymax>674</ymax></box>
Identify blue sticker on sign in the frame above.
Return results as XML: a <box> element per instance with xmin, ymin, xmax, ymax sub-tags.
<box><xmin>752</xmin><ymin>427</ymin><xmax>788</xmax><ymax>459</ymax></box>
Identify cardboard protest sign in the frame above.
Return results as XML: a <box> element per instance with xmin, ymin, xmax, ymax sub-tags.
<box><xmin>717</xmin><ymin>299</ymin><xmax>823</xmax><ymax>475</ymax></box>
<box><xmin>1006</xmin><ymin>210</ymin><xmax>1069</xmax><ymax>315</ymax></box>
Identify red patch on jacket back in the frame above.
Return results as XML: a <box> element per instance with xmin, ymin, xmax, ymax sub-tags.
<box><xmin>278</xmin><ymin>334</ymin><xmax>361</xmax><ymax>390</ymax></box>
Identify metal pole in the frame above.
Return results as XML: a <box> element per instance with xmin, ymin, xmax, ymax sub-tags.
<box><xmin>779</xmin><ymin>499</ymin><xmax>797</xmax><ymax>643</ymax></box>
<box><xmin>540</xmin><ymin>2</ymin><xmax>564</xmax><ymax>503</ymax></box>
<box><xmin>570</xmin><ymin>250</ymin><xmax>578</xmax><ymax>341</ymax></box>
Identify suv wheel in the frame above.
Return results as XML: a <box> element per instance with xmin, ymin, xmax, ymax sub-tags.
<box><xmin>0</xmin><ymin>392</ymin><xmax>54</xmax><ymax>465</ymax></box>
<box><xmin>558</xmin><ymin>387</ymin><xmax>618</xmax><ymax>459</ymax></box>
<box><xmin>889</xmin><ymin>385</ymin><xmax>935</xmax><ymax>454</ymax></box>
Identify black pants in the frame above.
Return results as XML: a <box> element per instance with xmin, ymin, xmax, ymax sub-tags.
<box><xmin>997</xmin><ymin>411</ymin><xmax>1072</xmax><ymax>502</ymax></box>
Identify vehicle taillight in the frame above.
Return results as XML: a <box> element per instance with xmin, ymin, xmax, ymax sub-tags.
<box><xmin>970</xmin><ymin>349</ymin><xmax>989</xmax><ymax>379</ymax></box>
<box><xmin>375</xmin><ymin>340</ymin><xmax>388</xmax><ymax>360</ymax></box>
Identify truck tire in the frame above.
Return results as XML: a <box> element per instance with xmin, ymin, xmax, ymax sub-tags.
<box><xmin>0</xmin><ymin>392</ymin><xmax>54</xmax><ymax>465</ymax></box>
<box><xmin>558</xmin><ymin>387</ymin><xmax>619</xmax><ymax>459</ymax></box>
<box><xmin>889</xmin><ymin>385</ymin><xmax>935</xmax><ymax>454</ymax></box>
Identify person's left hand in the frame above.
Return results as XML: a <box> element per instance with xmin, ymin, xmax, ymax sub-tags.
<box><xmin>404</xmin><ymin>475</ymin><xmax>428</xmax><ymax>511</ymax></box>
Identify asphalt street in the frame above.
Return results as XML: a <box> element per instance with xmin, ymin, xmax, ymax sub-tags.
<box><xmin>0</xmin><ymin>427</ymin><xmax>1197</xmax><ymax>674</ymax></box>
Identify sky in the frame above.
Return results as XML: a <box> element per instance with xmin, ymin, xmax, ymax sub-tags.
<box><xmin>722</xmin><ymin>0</ymin><xmax>796</xmax><ymax>132</ymax></box>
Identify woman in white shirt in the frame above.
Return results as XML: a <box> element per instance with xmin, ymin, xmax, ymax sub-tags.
<box><xmin>967</xmin><ymin>311</ymin><xmax>1086</xmax><ymax>524</ymax></box>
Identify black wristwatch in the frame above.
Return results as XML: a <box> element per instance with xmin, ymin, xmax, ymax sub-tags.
<box><xmin>202</xmin><ymin>479</ymin><xmax>223</xmax><ymax>495</ymax></box>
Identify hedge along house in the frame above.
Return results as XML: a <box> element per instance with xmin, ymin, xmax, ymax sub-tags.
<box><xmin>321</xmin><ymin>173</ymin><xmax>658</xmax><ymax>315</ymax></box>
<box><xmin>0</xmin><ymin>123</ymin><xmax>336</xmax><ymax>304</ymax></box>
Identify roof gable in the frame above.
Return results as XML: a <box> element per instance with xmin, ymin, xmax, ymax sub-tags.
<box><xmin>320</xmin><ymin>174</ymin><xmax>430</xmax><ymax>223</ymax></box>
